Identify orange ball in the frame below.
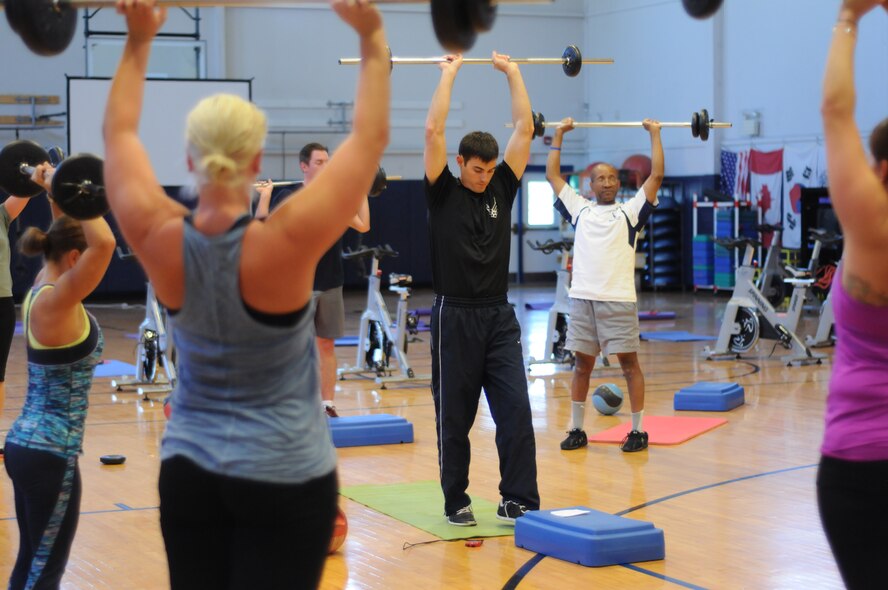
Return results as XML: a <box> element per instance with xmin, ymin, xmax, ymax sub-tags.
<box><xmin>328</xmin><ymin>506</ymin><xmax>348</xmax><ymax>554</ymax></box>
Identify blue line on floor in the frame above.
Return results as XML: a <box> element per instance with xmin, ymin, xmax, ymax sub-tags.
<box><xmin>501</xmin><ymin>462</ymin><xmax>818</xmax><ymax>589</ymax></box>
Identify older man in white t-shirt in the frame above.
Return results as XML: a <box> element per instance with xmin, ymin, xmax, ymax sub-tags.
<box><xmin>546</xmin><ymin>117</ymin><xmax>663</xmax><ymax>452</ymax></box>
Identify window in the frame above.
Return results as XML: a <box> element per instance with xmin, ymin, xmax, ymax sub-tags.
<box><xmin>527</xmin><ymin>180</ymin><xmax>556</xmax><ymax>227</ymax></box>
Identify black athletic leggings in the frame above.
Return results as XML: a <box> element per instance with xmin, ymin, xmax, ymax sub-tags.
<box><xmin>4</xmin><ymin>443</ymin><xmax>82</xmax><ymax>590</ymax></box>
<box><xmin>817</xmin><ymin>455</ymin><xmax>888</xmax><ymax>590</ymax></box>
<box><xmin>159</xmin><ymin>455</ymin><xmax>338</xmax><ymax>590</ymax></box>
<box><xmin>0</xmin><ymin>296</ymin><xmax>17</xmax><ymax>381</ymax></box>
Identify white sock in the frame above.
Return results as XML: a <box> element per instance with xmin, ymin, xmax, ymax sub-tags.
<box><xmin>631</xmin><ymin>410</ymin><xmax>644</xmax><ymax>432</ymax></box>
<box><xmin>571</xmin><ymin>401</ymin><xmax>586</xmax><ymax>430</ymax></box>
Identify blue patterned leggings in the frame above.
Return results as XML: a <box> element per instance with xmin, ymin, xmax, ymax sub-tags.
<box><xmin>4</xmin><ymin>443</ymin><xmax>81</xmax><ymax>590</ymax></box>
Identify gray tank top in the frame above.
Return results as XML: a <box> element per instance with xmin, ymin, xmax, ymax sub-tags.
<box><xmin>160</xmin><ymin>215</ymin><xmax>336</xmax><ymax>483</ymax></box>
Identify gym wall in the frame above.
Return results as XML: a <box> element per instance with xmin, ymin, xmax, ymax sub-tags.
<box><xmin>3</xmin><ymin>0</ymin><xmax>888</xmax><ymax>296</ymax></box>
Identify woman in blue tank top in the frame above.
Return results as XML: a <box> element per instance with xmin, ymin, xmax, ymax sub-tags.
<box><xmin>3</xmin><ymin>168</ymin><xmax>116</xmax><ymax>590</ymax></box>
<box><xmin>102</xmin><ymin>2</ymin><xmax>390</xmax><ymax>588</ymax></box>
<box><xmin>819</xmin><ymin>1</ymin><xmax>888</xmax><ymax>588</ymax></box>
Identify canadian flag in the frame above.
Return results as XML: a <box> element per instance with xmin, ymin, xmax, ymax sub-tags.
<box><xmin>749</xmin><ymin>149</ymin><xmax>784</xmax><ymax>247</ymax></box>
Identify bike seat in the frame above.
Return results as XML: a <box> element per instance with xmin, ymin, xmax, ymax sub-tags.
<box><xmin>809</xmin><ymin>228</ymin><xmax>843</xmax><ymax>245</ymax></box>
<box><xmin>756</xmin><ymin>223</ymin><xmax>783</xmax><ymax>233</ymax></box>
<box><xmin>714</xmin><ymin>237</ymin><xmax>760</xmax><ymax>250</ymax></box>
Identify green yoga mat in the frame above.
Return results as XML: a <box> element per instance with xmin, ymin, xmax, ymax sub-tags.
<box><xmin>340</xmin><ymin>480</ymin><xmax>515</xmax><ymax>540</ymax></box>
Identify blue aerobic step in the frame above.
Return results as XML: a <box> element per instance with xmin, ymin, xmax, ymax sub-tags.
<box><xmin>674</xmin><ymin>381</ymin><xmax>745</xmax><ymax>412</ymax></box>
<box><xmin>515</xmin><ymin>507</ymin><xmax>665</xmax><ymax>567</ymax></box>
<box><xmin>328</xmin><ymin>414</ymin><xmax>414</xmax><ymax>448</ymax></box>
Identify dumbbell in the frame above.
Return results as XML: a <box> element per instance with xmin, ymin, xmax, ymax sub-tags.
<box><xmin>0</xmin><ymin>140</ymin><xmax>109</xmax><ymax>219</ymax></box>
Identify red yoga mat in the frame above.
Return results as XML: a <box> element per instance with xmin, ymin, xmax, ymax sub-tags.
<box><xmin>587</xmin><ymin>416</ymin><xmax>728</xmax><ymax>445</ymax></box>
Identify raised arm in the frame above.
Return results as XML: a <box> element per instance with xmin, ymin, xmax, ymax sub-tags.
<box><xmin>424</xmin><ymin>55</ymin><xmax>463</xmax><ymax>184</ymax></box>
<box><xmin>254</xmin><ymin>180</ymin><xmax>273</xmax><ymax>220</ymax></box>
<box><xmin>103</xmin><ymin>1</ymin><xmax>187</xmax><ymax>275</ymax></box>
<box><xmin>264</xmin><ymin>0</ymin><xmax>388</xmax><ymax>265</ymax></box>
<box><xmin>822</xmin><ymin>1</ymin><xmax>888</xmax><ymax>248</ymax></box>
<box><xmin>49</xmin><ymin>216</ymin><xmax>116</xmax><ymax>308</ymax></box>
<box><xmin>641</xmin><ymin>118</ymin><xmax>664</xmax><ymax>203</ymax></box>
<box><xmin>546</xmin><ymin>118</ymin><xmax>574</xmax><ymax>196</ymax></box>
<box><xmin>496</xmin><ymin>52</ymin><xmax>534</xmax><ymax>180</ymax></box>
<box><xmin>350</xmin><ymin>196</ymin><xmax>371</xmax><ymax>233</ymax></box>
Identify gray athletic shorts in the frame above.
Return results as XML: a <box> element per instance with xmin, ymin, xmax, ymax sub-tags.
<box><xmin>313</xmin><ymin>286</ymin><xmax>345</xmax><ymax>340</ymax></box>
<box><xmin>565</xmin><ymin>298</ymin><xmax>640</xmax><ymax>357</ymax></box>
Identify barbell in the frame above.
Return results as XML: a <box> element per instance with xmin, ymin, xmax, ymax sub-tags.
<box><xmin>2</xmin><ymin>0</ymin><xmax>551</xmax><ymax>57</ymax></box>
<box><xmin>0</xmin><ymin>140</ymin><xmax>109</xmax><ymax>219</ymax></box>
<box><xmin>255</xmin><ymin>166</ymin><xmax>401</xmax><ymax>197</ymax></box>
<box><xmin>339</xmin><ymin>45</ymin><xmax>613</xmax><ymax>78</ymax></box>
<box><xmin>512</xmin><ymin>109</ymin><xmax>732</xmax><ymax>142</ymax></box>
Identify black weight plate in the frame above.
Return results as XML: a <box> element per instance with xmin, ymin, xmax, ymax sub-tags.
<box><xmin>682</xmin><ymin>0</ymin><xmax>724</xmax><ymax>19</ymax></box>
<box><xmin>0</xmin><ymin>140</ymin><xmax>50</xmax><ymax>197</ymax></box>
<box><xmin>700</xmin><ymin>108</ymin><xmax>710</xmax><ymax>141</ymax></box>
<box><xmin>369</xmin><ymin>166</ymin><xmax>387</xmax><ymax>197</ymax></box>
<box><xmin>467</xmin><ymin>0</ymin><xmax>496</xmax><ymax>33</ymax></box>
<box><xmin>562</xmin><ymin>45</ymin><xmax>583</xmax><ymax>78</ymax></box>
<box><xmin>51</xmin><ymin>154</ymin><xmax>110</xmax><ymax>220</ymax></box>
<box><xmin>432</xmin><ymin>0</ymin><xmax>477</xmax><ymax>52</ymax></box>
<box><xmin>533</xmin><ymin>111</ymin><xmax>546</xmax><ymax>139</ymax></box>
<box><xmin>100</xmin><ymin>454</ymin><xmax>126</xmax><ymax>465</ymax></box>
<box><xmin>691</xmin><ymin>111</ymin><xmax>700</xmax><ymax>138</ymax></box>
<box><xmin>12</xmin><ymin>0</ymin><xmax>78</xmax><ymax>57</ymax></box>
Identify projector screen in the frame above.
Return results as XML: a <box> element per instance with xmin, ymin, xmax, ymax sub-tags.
<box><xmin>67</xmin><ymin>77</ymin><xmax>252</xmax><ymax>187</ymax></box>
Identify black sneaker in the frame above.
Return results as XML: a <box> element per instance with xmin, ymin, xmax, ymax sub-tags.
<box><xmin>620</xmin><ymin>430</ymin><xmax>649</xmax><ymax>452</ymax></box>
<box><xmin>496</xmin><ymin>500</ymin><xmax>529</xmax><ymax>524</ymax></box>
<box><xmin>447</xmin><ymin>505</ymin><xmax>477</xmax><ymax>527</ymax></box>
<box><xmin>560</xmin><ymin>428</ymin><xmax>588</xmax><ymax>450</ymax></box>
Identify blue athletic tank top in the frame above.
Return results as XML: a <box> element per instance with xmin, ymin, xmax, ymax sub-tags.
<box><xmin>160</xmin><ymin>215</ymin><xmax>337</xmax><ymax>483</ymax></box>
<box><xmin>5</xmin><ymin>285</ymin><xmax>103</xmax><ymax>457</ymax></box>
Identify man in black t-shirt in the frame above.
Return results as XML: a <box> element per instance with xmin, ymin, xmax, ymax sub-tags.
<box><xmin>423</xmin><ymin>53</ymin><xmax>538</xmax><ymax>527</ymax></box>
<box><xmin>257</xmin><ymin>142</ymin><xmax>370</xmax><ymax>417</ymax></box>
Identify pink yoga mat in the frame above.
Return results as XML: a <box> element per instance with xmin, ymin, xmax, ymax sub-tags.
<box><xmin>587</xmin><ymin>416</ymin><xmax>728</xmax><ymax>445</ymax></box>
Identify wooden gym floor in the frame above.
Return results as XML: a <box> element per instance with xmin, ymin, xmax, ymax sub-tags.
<box><xmin>0</xmin><ymin>286</ymin><xmax>843</xmax><ymax>589</ymax></box>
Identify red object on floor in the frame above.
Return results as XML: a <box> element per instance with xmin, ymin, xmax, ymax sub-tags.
<box><xmin>328</xmin><ymin>506</ymin><xmax>348</xmax><ymax>554</ymax></box>
<box><xmin>587</xmin><ymin>416</ymin><xmax>728</xmax><ymax>445</ymax></box>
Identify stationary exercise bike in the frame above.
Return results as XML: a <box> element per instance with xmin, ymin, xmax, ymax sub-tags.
<box><xmin>703</xmin><ymin>237</ymin><xmax>825</xmax><ymax>366</ymax></box>
<box><xmin>111</xmin><ymin>280</ymin><xmax>177</xmax><ymax>399</ymax></box>
<box><xmin>755</xmin><ymin>223</ymin><xmax>789</xmax><ymax>307</ymax></box>
<box><xmin>525</xmin><ymin>238</ymin><xmax>575</xmax><ymax>368</ymax></box>
<box><xmin>337</xmin><ymin>244</ymin><xmax>427</xmax><ymax>388</ymax></box>
<box><xmin>804</xmin><ymin>229</ymin><xmax>843</xmax><ymax>348</ymax></box>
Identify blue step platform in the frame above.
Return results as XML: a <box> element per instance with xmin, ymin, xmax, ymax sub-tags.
<box><xmin>328</xmin><ymin>414</ymin><xmax>414</xmax><ymax>448</ymax></box>
<box><xmin>674</xmin><ymin>381</ymin><xmax>745</xmax><ymax>412</ymax></box>
<box><xmin>515</xmin><ymin>507</ymin><xmax>665</xmax><ymax>567</ymax></box>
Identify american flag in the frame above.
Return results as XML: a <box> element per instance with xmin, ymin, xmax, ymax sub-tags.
<box><xmin>720</xmin><ymin>149</ymin><xmax>750</xmax><ymax>199</ymax></box>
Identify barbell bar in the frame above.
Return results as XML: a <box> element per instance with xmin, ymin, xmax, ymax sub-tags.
<box><xmin>510</xmin><ymin>109</ymin><xmax>732</xmax><ymax>142</ymax></box>
<box><xmin>2</xmin><ymin>0</ymin><xmax>552</xmax><ymax>57</ymax></box>
<box><xmin>339</xmin><ymin>45</ymin><xmax>613</xmax><ymax>78</ymax></box>
<box><xmin>255</xmin><ymin>166</ymin><xmax>401</xmax><ymax>197</ymax></box>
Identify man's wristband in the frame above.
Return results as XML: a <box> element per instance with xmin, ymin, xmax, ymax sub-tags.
<box><xmin>550</xmin><ymin>146</ymin><xmax>561</xmax><ymax>151</ymax></box>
